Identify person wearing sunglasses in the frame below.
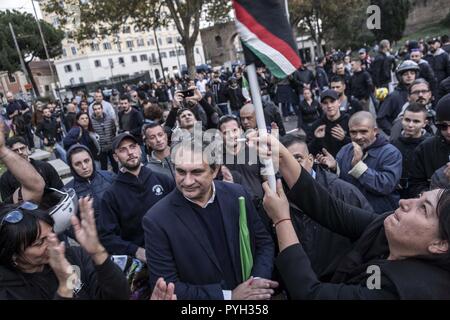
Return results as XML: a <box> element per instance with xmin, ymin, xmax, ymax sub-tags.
<box><xmin>410</xmin><ymin>94</ymin><xmax>450</xmax><ymax>197</ymax></box>
<box><xmin>0</xmin><ymin>196</ymin><xmax>130</xmax><ymax>299</ymax></box>
<box><xmin>0</xmin><ymin>121</ymin><xmax>45</xmax><ymax>204</ymax></box>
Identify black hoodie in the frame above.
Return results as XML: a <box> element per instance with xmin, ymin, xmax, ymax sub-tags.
<box><xmin>98</xmin><ymin>166</ymin><xmax>175</xmax><ymax>256</ymax></box>
<box><xmin>0</xmin><ymin>246</ymin><xmax>129</xmax><ymax>300</ymax></box>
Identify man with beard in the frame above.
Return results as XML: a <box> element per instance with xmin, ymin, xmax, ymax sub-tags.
<box><xmin>317</xmin><ymin>111</ymin><xmax>402</xmax><ymax>214</ymax></box>
<box><xmin>389</xmin><ymin>79</ymin><xmax>436</xmax><ymax>141</ymax></box>
<box><xmin>424</xmin><ymin>38</ymin><xmax>450</xmax><ymax>85</ymax></box>
<box><xmin>377</xmin><ymin>60</ymin><xmax>419</xmax><ymax>136</ymax></box>
<box><xmin>118</xmin><ymin>95</ymin><xmax>144</xmax><ymax>145</ymax></box>
<box><xmin>330</xmin><ymin>76</ymin><xmax>363</xmax><ymax>116</ymax></box>
<box><xmin>410</xmin><ymin>49</ymin><xmax>437</xmax><ymax>94</ymax></box>
<box><xmin>98</xmin><ymin>133</ymin><xmax>175</xmax><ymax>261</ymax></box>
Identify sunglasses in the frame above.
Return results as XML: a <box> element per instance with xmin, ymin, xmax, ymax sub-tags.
<box><xmin>0</xmin><ymin>202</ymin><xmax>39</xmax><ymax>232</ymax></box>
<box><xmin>436</xmin><ymin>123</ymin><xmax>450</xmax><ymax>131</ymax></box>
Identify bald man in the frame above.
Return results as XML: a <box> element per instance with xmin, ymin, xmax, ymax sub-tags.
<box><xmin>317</xmin><ymin>111</ymin><xmax>402</xmax><ymax>213</ymax></box>
<box><xmin>239</xmin><ymin>102</ymin><xmax>286</xmax><ymax>136</ymax></box>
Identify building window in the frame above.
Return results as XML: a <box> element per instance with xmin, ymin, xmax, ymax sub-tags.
<box><xmin>8</xmin><ymin>73</ymin><xmax>16</xmax><ymax>83</ymax></box>
<box><xmin>45</xmin><ymin>85</ymin><xmax>50</xmax><ymax>92</ymax></box>
<box><xmin>94</xmin><ymin>60</ymin><xmax>102</xmax><ymax>67</ymax></box>
<box><xmin>160</xmin><ymin>52</ymin><xmax>167</xmax><ymax>58</ymax></box>
<box><xmin>169</xmin><ymin>50</ymin><xmax>176</xmax><ymax>57</ymax></box>
<box><xmin>123</xmin><ymin>26</ymin><xmax>131</xmax><ymax>33</ymax></box>
<box><xmin>126</xmin><ymin>40</ymin><xmax>134</xmax><ymax>48</ymax></box>
<box><xmin>118</xmin><ymin>57</ymin><xmax>125</xmax><ymax>64</ymax></box>
<box><xmin>166</xmin><ymin>37</ymin><xmax>173</xmax><ymax>44</ymax></box>
<box><xmin>79</xmin><ymin>77</ymin><xmax>84</xmax><ymax>84</ymax></box>
<box><xmin>103</xmin><ymin>42</ymin><xmax>112</xmax><ymax>50</ymax></box>
<box><xmin>71</xmin><ymin>47</ymin><xmax>77</xmax><ymax>55</ymax></box>
<box><xmin>177</xmin><ymin>49</ymin><xmax>185</xmax><ymax>56</ymax></box>
<box><xmin>70</xmin><ymin>78</ymin><xmax>75</xmax><ymax>85</ymax></box>
<box><xmin>131</xmin><ymin>55</ymin><xmax>138</xmax><ymax>63</ymax></box>
<box><xmin>195</xmin><ymin>47</ymin><xmax>200</xmax><ymax>54</ymax></box>
<box><xmin>116</xmin><ymin>42</ymin><xmax>122</xmax><ymax>51</ymax></box>
<box><xmin>62</xmin><ymin>48</ymin><xmax>67</xmax><ymax>57</ymax></box>
<box><xmin>158</xmin><ymin>38</ymin><xmax>162</xmax><ymax>45</ymax></box>
<box><xmin>148</xmin><ymin>38</ymin><xmax>155</xmax><ymax>46</ymax></box>
<box><xmin>108</xmin><ymin>58</ymin><xmax>113</xmax><ymax>67</ymax></box>
<box><xmin>163</xmin><ymin>67</ymin><xmax>169</xmax><ymax>73</ymax></box>
<box><xmin>137</xmin><ymin>39</ymin><xmax>145</xmax><ymax>47</ymax></box>
<box><xmin>64</xmin><ymin>65</ymin><xmax>72</xmax><ymax>73</ymax></box>
<box><xmin>75</xmin><ymin>63</ymin><xmax>81</xmax><ymax>71</ymax></box>
<box><xmin>90</xmin><ymin>43</ymin><xmax>100</xmax><ymax>51</ymax></box>
<box><xmin>140</xmin><ymin>54</ymin><xmax>148</xmax><ymax>61</ymax></box>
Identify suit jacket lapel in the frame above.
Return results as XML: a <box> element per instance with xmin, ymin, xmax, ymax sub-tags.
<box><xmin>172</xmin><ymin>189</ymin><xmax>222</xmax><ymax>274</ymax></box>
<box><xmin>216</xmin><ymin>183</ymin><xmax>242</xmax><ymax>283</ymax></box>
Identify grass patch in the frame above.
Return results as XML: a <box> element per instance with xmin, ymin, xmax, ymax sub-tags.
<box><xmin>400</xmin><ymin>23</ymin><xmax>450</xmax><ymax>43</ymax></box>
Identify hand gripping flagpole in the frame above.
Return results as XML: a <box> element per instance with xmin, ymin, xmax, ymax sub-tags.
<box><xmin>246</xmin><ymin>63</ymin><xmax>277</xmax><ymax>192</ymax></box>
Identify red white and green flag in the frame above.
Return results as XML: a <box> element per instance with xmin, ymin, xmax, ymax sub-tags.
<box><xmin>232</xmin><ymin>0</ymin><xmax>302</xmax><ymax>79</ymax></box>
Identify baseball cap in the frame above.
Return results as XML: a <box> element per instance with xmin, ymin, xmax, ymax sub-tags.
<box><xmin>320</xmin><ymin>89</ymin><xmax>339</xmax><ymax>103</ymax></box>
<box><xmin>358</xmin><ymin>48</ymin><xmax>367</xmax><ymax>54</ymax></box>
<box><xmin>112</xmin><ymin>132</ymin><xmax>138</xmax><ymax>151</ymax></box>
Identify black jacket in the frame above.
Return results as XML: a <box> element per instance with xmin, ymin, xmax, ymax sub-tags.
<box><xmin>263</xmin><ymin>101</ymin><xmax>286</xmax><ymax>136</ymax></box>
<box><xmin>0</xmin><ymin>246</ymin><xmax>130</xmax><ymax>300</ymax></box>
<box><xmin>377</xmin><ymin>85</ymin><xmax>409</xmax><ymax>136</ymax></box>
<box><xmin>349</xmin><ymin>70</ymin><xmax>374</xmax><ymax>100</ymax></box>
<box><xmin>277</xmin><ymin>169</ymin><xmax>450</xmax><ymax>299</ymax></box>
<box><xmin>308</xmin><ymin>113</ymin><xmax>351</xmax><ymax>157</ymax></box>
<box><xmin>437</xmin><ymin>76</ymin><xmax>450</xmax><ymax>102</ymax></box>
<box><xmin>118</xmin><ymin>108</ymin><xmax>144</xmax><ymax>144</ymax></box>
<box><xmin>98</xmin><ymin>166</ymin><xmax>175</xmax><ymax>256</ymax></box>
<box><xmin>409</xmin><ymin>134</ymin><xmax>450</xmax><ymax>197</ymax></box>
<box><xmin>315</xmin><ymin>66</ymin><xmax>329</xmax><ymax>91</ymax></box>
<box><xmin>417</xmin><ymin>59</ymin><xmax>437</xmax><ymax>92</ymax></box>
<box><xmin>0</xmin><ymin>159</ymin><xmax>63</xmax><ymax>201</ymax></box>
<box><xmin>370</xmin><ymin>52</ymin><xmax>396</xmax><ymax>88</ymax></box>
<box><xmin>424</xmin><ymin>48</ymin><xmax>450</xmax><ymax>84</ymax></box>
<box><xmin>290</xmin><ymin>166</ymin><xmax>372</xmax><ymax>280</ymax></box>
<box><xmin>391</xmin><ymin>131</ymin><xmax>431</xmax><ymax>198</ymax></box>
<box><xmin>36</xmin><ymin>117</ymin><xmax>59</xmax><ymax>145</ymax></box>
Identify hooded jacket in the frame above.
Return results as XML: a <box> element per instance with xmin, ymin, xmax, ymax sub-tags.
<box><xmin>98</xmin><ymin>166</ymin><xmax>175</xmax><ymax>256</ymax></box>
<box><xmin>391</xmin><ymin>131</ymin><xmax>431</xmax><ymax>197</ymax></box>
<box><xmin>0</xmin><ymin>246</ymin><xmax>129</xmax><ymax>300</ymax></box>
<box><xmin>377</xmin><ymin>84</ymin><xmax>409</xmax><ymax>136</ymax></box>
<box><xmin>336</xmin><ymin>135</ymin><xmax>402</xmax><ymax>214</ymax></box>
<box><xmin>65</xmin><ymin>144</ymin><xmax>116</xmax><ymax>220</ymax></box>
<box><xmin>409</xmin><ymin>134</ymin><xmax>450</xmax><ymax>197</ymax></box>
<box><xmin>424</xmin><ymin>48</ymin><xmax>450</xmax><ymax>84</ymax></box>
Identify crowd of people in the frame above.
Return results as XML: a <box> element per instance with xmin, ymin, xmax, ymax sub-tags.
<box><xmin>1</xmin><ymin>33</ymin><xmax>450</xmax><ymax>300</ymax></box>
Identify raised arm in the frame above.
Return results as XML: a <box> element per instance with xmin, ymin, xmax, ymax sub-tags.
<box><xmin>0</xmin><ymin>121</ymin><xmax>44</xmax><ymax>203</ymax></box>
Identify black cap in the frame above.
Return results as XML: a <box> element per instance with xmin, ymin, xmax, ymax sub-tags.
<box><xmin>436</xmin><ymin>94</ymin><xmax>450</xmax><ymax>122</ymax></box>
<box><xmin>112</xmin><ymin>133</ymin><xmax>138</xmax><ymax>151</ymax></box>
<box><xmin>320</xmin><ymin>89</ymin><xmax>339</xmax><ymax>103</ymax></box>
<box><xmin>428</xmin><ymin>37</ymin><xmax>441</xmax><ymax>44</ymax></box>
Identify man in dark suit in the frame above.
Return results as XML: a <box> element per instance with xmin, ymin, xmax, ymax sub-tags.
<box><xmin>143</xmin><ymin>140</ymin><xmax>276</xmax><ymax>300</ymax></box>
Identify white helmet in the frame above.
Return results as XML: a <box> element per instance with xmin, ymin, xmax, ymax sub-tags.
<box><xmin>43</xmin><ymin>188</ymin><xmax>78</xmax><ymax>234</ymax></box>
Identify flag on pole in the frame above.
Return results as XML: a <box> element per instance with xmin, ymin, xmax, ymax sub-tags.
<box><xmin>232</xmin><ymin>0</ymin><xmax>302</xmax><ymax>79</ymax></box>
<box><xmin>239</xmin><ymin>196</ymin><xmax>253</xmax><ymax>280</ymax></box>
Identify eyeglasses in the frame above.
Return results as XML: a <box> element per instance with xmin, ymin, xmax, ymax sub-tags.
<box><xmin>410</xmin><ymin>89</ymin><xmax>430</xmax><ymax>95</ymax></box>
<box><xmin>0</xmin><ymin>201</ymin><xmax>39</xmax><ymax>231</ymax></box>
<box><xmin>436</xmin><ymin>123</ymin><xmax>450</xmax><ymax>131</ymax></box>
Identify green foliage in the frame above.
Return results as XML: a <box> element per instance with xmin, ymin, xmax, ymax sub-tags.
<box><xmin>442</xmin><ymin>11</ymin><xmax>450</xmax><ymax>28</ymax></box>
<box><xmin>370</xmin><ymin>0</ymin><xmax>411</xmax><ymax>42</ymax></box>
<box><xmin>0</xmin><ymin>10</ymin><xmax>64</xmax><ymax>73</ymax></box>
<box><xmin>44</xmin><ymin>0</ymin><xmax>231</xmax><ymax>76</ymax></box>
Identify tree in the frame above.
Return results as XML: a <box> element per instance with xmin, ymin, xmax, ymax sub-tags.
<box><xmin>370</xmin><ymin>0</ymin><xmax>410</xmax><ymax>42</ymax></box>
<box><xmin>44</xmin><ymin>0</ymin><xmax>232</xmax><ymax>77</ymax></box>
<box><xmin>0</xmin><ymin>10</ymin><xmax>64</xmax><ymax>97</ymax></box>
<box><xmin>288</xmin><ymin>0</ymin><xmax>367</xmax><ymax>56</ymax></box>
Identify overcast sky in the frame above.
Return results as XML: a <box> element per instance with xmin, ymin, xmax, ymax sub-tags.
<box><xmin>0</xmin><ymin>0</ymin><xmax>43</xmax><ymax>18</ymax></box>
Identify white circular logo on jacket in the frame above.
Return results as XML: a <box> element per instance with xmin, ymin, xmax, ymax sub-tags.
<box><xmin>152</xmin><ymin>185</ymin><xmax>164</xmax><ymax>196</ymax></box>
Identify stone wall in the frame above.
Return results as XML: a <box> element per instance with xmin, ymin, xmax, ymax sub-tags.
<box><xmin>404</xmin><ymin>0</ymin><xmax>450</xmax><ymax>34</ymax></box>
